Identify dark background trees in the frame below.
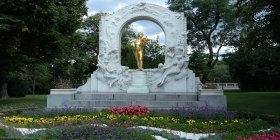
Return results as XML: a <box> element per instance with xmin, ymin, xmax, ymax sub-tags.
<box><xmin>168</xmin><ymin>0</ymin><xmax>280</xmax><ymax>91</ymax></box>
<box><xmin>1</xmin><ymin>0</ymin><xmax>279</xmax><ymax>99</ymax></box>
<box><xmin>226</xmin><ymin>0</ymin><xmax>280</xmax><ymax>91</ymax></box>
<box><xmin>167</xmin><ymin>0</ymin><xmax>239</xmax><ymax>83</ymax></box>
<box><xmin>0</xmin><ymin>0</ymin><xmax>88</xmax><ymax>98</ymax></box>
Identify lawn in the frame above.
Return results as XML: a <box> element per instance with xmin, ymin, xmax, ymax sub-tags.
<box><xmin>225</xmin><ymin>91</ymin><xmax>280</xmax><ymax>116</ymax></box>
<box><xmin>0</xmin><ymin>95</ymin><xmax>47</xmax><ymax>113</ymax></box>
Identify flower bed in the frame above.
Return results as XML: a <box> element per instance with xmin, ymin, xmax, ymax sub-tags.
<box><xmin>30</xmin><ymin>125</ymin><xmax>156</xmax><ymax>140</ymax></box>
<box><xmin>238</xmin><ymin>131</ymin><xmax>280</xmax><ymax>140</ymax></box>
<box><xmin>0</xmin><ymin>106</ymin><xmax>277</xmax><ymax>139</ymax></box>
<box><xmin>109</xmin><ymin>105</ymin><xmax>149</xmax><ymax>116</ymax></box>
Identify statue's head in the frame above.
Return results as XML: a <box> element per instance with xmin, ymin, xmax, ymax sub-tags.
<box><xmin>137</xmin><ymin>32</ymin><xmax>143</xmax><ymax>38</ymax></box>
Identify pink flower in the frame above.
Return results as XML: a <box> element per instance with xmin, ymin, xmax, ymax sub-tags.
<box><xmin>108</xmin><ymin>105</ymin><xmax>150</xmax><ymax>116</ymax></box>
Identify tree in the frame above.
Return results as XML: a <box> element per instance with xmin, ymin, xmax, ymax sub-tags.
<box><xmin>51</xmin><ymin>32</ymin><xmax>98</xmax><ymax>88</ymax></box>
<box><xmin>144</xmin><ymin>39</ymin><xmax>165</xmax><ymax>69</ymax></box>
<box><xmin>226</xmin><ymin>0</ymin><xmax>280</xmax><ymax>91</ymax></box>
<box><xmin>188</xmin><ymin>49</ymin><xmax>208</xmax><ymax>78</ymax></box>
<box><xmin>121</xmin><ymin>26</ymin><xmax>137</xmax><ymax>69</ymax></box>
<box><xmin>0</xmin><ymin>0</ymin><xmax>87</xmax><ymax>98</ymax></box>
<box><xmin>167</xmin><ymin>0</ymin><xmax>239</xmax><ymax>82</ymax></box>
<box><xmin>227</xmin><ymin>47</ymin><xmax>280</xmax><ymax>91</ymax></box>
<box><xmin>207</xmin><ymin>61</ymin><xmax>233</xmax><ymax>83</ymax></box>
<box><xmin>82</xmin><ymin>13</ymin><xmax>107</xmax><ymax>56</ymax></box>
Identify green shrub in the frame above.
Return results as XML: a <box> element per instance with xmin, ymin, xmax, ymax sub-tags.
<box><xmin>8</xmin><ymin>78</ymin><xmax>30</xmax><ymax>97</ymax></box>
<box><xmin>0</xmin><ymin>128</ymin><xmax>7</xmax><ymax>137</ymax></box>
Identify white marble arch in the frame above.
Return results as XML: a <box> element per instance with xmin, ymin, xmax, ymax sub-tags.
<box><xmin>99</xmin><ymin>2</ymin><xmax>187</xmax><ymax>64</ymax></box>
<box><xmin>76</xmin><ymin>2</ymin><xmax>197</xmax><ymax>93</ymax></box>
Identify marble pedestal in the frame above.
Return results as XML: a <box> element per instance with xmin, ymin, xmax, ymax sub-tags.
<box><xmin>127</xmin><ymin>71</ymin><xmax>149</xmax><ymax>93</ymax></box>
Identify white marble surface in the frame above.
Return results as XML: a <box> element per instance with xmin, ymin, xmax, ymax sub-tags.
<box><xmin>127</xmin><ymin>71</ymin><xmax>149</xmax><ymax>93</ymax></box>
<box><xmin>76</xmin><ymin>3</ymin><xmax>193</xmax><ymax>93</ymax></box>
<box><xmin>133</xmin><ymin>126</ymin><xmax>215</xmax><ymax>140</ymax></box>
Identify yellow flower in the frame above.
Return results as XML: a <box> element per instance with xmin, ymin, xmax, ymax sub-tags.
<box><xmin>232</xmin><ymin>119</ymin><xmax>239</xmax><ymax>123</ymax></box>
<box><xmin>142</xmin><ymin>117</ymin><xmax>149</xmax><ymax>121</ymax></box>
<box><xmin>186</xmin><ymin>119</ymin><xmax>196</xmax><ymax>125</ymax></box>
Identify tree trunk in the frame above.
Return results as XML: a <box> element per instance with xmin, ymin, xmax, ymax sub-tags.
<box><xmin>0</xmin><ymin>82</ymin><xmax>8</xmax><ymax>99</ymax></box>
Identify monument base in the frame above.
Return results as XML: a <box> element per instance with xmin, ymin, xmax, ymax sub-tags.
<box><xmin>47</xmin><ymin>90</ymin><xmax>227</xmax><ymax>110</ymax></box>
<box><xmin>127</xmin><ymin>71</ymin><xmax>149</xmax><ymax>93</ymax></box>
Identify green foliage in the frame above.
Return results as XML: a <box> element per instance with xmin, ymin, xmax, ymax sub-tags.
<box><xmin>51</xmin><ymin>32</ymin><xmax>98</xmax><ymax>88</ymax></box>
<box><xmin>168</xmin><ymin>0</ymin><xmax>239</xmax><ymax>82</ymax></box>
<box><xmin>235</xmin><ymin>0</ymin><xmax>280</xmax><ymax>44</ymax></box>
<box><xmin>227</xmin><ymin>47</ymin><xmax>280</xmax><ymax>91</ymax></box>
<box><xmin>226</xmin><ymin>0</ymin><xmax>280</xmax><ymax>91</ymax></box>
<box><xmin>189</xmin><ymin>50</ymin><xmax>208</xmax><ymax>78</ymax></box>
<box><xmin>144</xmin><ymin>40</ymin><xmax>165</xmax><ymax>69</ymax></box>
<box><xmin>28</xmin><ymin>63</ymin><xmax>52</xmax><ymax>94</ymax></box>
<box><xmin>236</xmin><ymin>112</ymin><xmax>280</xmax><ymax>126</ymax></box>
<box><xmin>121</xmin><ymin>27</ymin><xmax>137</xmax><ymax>69</ymax></box>
<box><xmin>81</xmin><ymin>13</ymin><xmax>106</xmax><ymax>56</ymax></box>
<box><xmin>207</xmin><ymin>61</ymin><xmax>233</xmax><ymax>83</ymax></box>
<box><xmin>49</xmin><ymin>13</ymin><xmax>107</xmax><ymax>88</ymax></box>
<box><xmin>0</xmin><ymin>129</ymin><xmax>7</xmax><ymax>137</ymax></box>
<box><xmin>7</xmin><ymin>78</ymin><xmax>29</xmax><ymax>97</ymax></box>
<box><xmin>121</xmin><ymin>44</ymin><xmax>137</xmax><ymax>69</ymax></box>
<box><xmin>0</xmin><ymin>0</ymin><xmax>88</xmax><ymax>96</ymax></box>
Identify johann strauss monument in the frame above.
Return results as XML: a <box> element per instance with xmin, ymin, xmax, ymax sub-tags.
<box><xmin>47</xmin><ymin>3</ymin><xmax>227</xmax><ymax>109</ymax></box>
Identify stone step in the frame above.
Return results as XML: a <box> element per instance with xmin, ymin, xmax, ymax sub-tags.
<box><xmin>74</xmin><ymin>94</ymin><xmax>198</xmax><ymax>101</ymax></box>
<box><xmin>67</xmin><ymin>100</ymin><xmax>131</xmax><ymax>108</ymax></box>
<box><xmin>66</xmin><ymin>100</ymin><xmax>206</xmax><ymax>109</ymax></box>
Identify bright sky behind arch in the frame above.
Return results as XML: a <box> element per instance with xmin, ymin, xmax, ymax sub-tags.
<box><xmin>86</xmin><ymin>0</ymin><xmax>235</xmax><ymax>54</ymax></box>
<box><xmin>86</xmin><ymin>0</ymin><xmax>168</xmax><ymax>45</ymax></box>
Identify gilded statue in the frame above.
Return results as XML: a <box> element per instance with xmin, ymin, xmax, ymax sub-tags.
<box><xmin>128</xmin><ymin>32</ymin><xmax>150</xmax><ymax>70</ymax></box>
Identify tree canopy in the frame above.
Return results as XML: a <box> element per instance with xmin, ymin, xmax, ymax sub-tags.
<box><xmin>226</xmin><ymin>0</ymin><xmax>280</xmax><ymax>91</ymax></box>
<box><xmin>167</xmin><ymin>0</ymin><xmax>239</xmax><ymax>83</ymax></box>
<box><xmin>1</xmin><ymin>0</ymin><xmax>279</xmax><ymax>97</ymax></box>
<box><xmin>0</xmin><ymin>0</ymin><xmax>87</xmax><ymax>98</ymax></box>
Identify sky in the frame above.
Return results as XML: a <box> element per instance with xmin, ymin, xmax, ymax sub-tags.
<box><xmin>86</xmin><ymin>0</ymin><xmax>167</xmax><ymax>45</ymax></box>
<box><xmin>86</xmin><ymin>0</ymin><xmax>235</xmax><ymax>54</ymax></box>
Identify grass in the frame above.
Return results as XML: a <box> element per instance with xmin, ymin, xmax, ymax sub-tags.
<box><xmin>0</xmin><ymin>129</ymin><xmax>6</xmax><ymax>137</ymax></box>
<box><xmin>0</xmin><ymin>95</ymin><xmax>47</xmax><ymax>113</ymax></box>
<box><xmin>225</xmin><ymin>91</ymin><xmax>280</xmax><ymax>116</ymax></box>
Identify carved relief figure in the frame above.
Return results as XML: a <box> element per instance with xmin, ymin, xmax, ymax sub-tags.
<box><xmin>157</xmin><ymin>47</ymin><xmax>188</xmax><ymax>86</ymax></box>
<box><xmin>97</xmin><ymin>49</ymin><xmax>130</xmax><ymax>89</ymax></box>
<box><xmin>128</xmin><ymin>32</ymin><xmax>150</xmax><ymax>70</ymax></box>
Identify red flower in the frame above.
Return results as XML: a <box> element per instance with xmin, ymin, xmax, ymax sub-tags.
<box><xmin>108</xmin><ymin>105</ymin><xmax>150</xmax><ymax>116</ymax></box>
